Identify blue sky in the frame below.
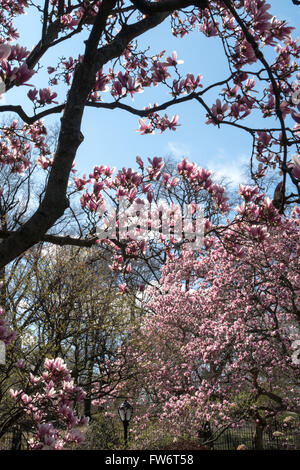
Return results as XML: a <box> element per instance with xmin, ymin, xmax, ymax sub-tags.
<box><xmin>3</xmin><ymin>1</ymin><xmax>300</xmax><ymax>192</ymax></box>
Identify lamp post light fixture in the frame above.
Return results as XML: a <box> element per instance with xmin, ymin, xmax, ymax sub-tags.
<box><xmin>118</xmin><ymin>400</ymin><xmax>133</xmax><ymax>448</ymax></box>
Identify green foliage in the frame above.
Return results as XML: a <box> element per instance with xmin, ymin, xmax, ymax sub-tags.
<box><xmin>78</xmin><ymin>413</ymin><xmax>123</xmax><ymax>450</ymax></box>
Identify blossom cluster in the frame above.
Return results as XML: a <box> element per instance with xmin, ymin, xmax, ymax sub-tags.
<box><xmin>10</xmin><ymin>358</ymin><xmax>88</xmax><ymax>450</ymax></box>
<box><xmin>91</xmin><ymin>193</ymin><xmax>300</xmax><ymax>440</ymax></box>
<box><xmin>73</xmin><ymin>155</ymin><xmax>228</xmax><ymax>290</ymax></box>
<box><xmin>0</xmin><ymin>119</ymin><xmax>50</xmax><ymax>174</ymax></box>
<box><xmin>0</xmin><ymin>0</ymin><xmax>299</xmax><ymax>192</ymax></box>
<box><xmin>0</xmin><ymin>43</ymin><xmax>34</xmax><ymax>87</ymax></box>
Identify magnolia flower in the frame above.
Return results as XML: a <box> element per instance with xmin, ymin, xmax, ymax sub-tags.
<box><xmin>162</xmin><ymin>173</ymin><xmax>170</xmax><ymax>186</ymax></box>
<box><xmin>135</xmin><ymin>156</ymin><xmax>144</xmax><ymax>169</ymax></box>
<box><xmin>65</xmin><ymin>429</ymin><xmax>84</xmax><ymax>444</ymax></box>
<box><xmin>8</xmin><ymin>44</ymin><xmax>29</xmax><ymax>62</ymax></box>
<box><xmin>288</xmin><ymin>154</ymin><xmax>300</xmax><ymax>180</ymax></box>
<box><xmin>28</xmin><ymin>88</ymin><xmax>38</xmax><ymax>101</ymax></box>
<box><xmin>73</xmin><ymin>175</ymin><xmax>90</xmax><ymax>190</ymax></box>
<box><xmin>29</xmin><ymin>372</ymin><xmax>40</xmax><ymax>384</ymax></box>
<box><xmin>157</xmin><ymin>114</ymin><xmax>179</xmax><ymax>132</ymax></box>
<box><xmin>206</xmin><ymin>99</ymin><xmax>229</xmax><ymax>124</ymax></box>
<box><xmin>60</xmin><ymin>14</ymin><xmax>79</xmax><ymax>30</ymax></box>
<box><xmin>148</xmin><ymin>156</ymin><xmax>164</xmax><ymax>171</ymax></box>
<box><xmin>16</xmin><ymin>359</ymin><xmax>26</xmax><ymax>369</ymax></box>
<box><xmin>137</xmin><ymin>119</ymin><xmax>154</xmax><ymax>135</ymax></box>
<box><xmin>291</xmin><ymin>153</ymin><xmax>300</xmax><ymax>170</ymax></box>
<box><xmin>163</xmin><ymin>51</ymin><xmax>184</xmax><ymax>67</ymax></box>
<box><xmin>36</xmin><ymin>155</ymin><xmax>53</xmax><ymax>170</ymax></box>
<box><xmin>151</xmin><ymin>61</ymin><xmax>171</xmax><ymax>85</ymax></box>
<box><xmin>10</xmin><ymin>389</ymin><xmax>20</xmax><ymax>399</ymax></box>
<box><xmin>38</xmin><ymin>87</ymin><xmax>58</xmax><ymax>105</ymax></box>
<box><xmin>118</xmin><ymin>283</ymin><xmax>127</xmax><ymax>294</ymax></box>
<box><xmin>14</xmin><ymin>63</ymin><xmax>35</xmax><ymax>85</ymax></box>
<box><xmin>177</xmin><ymin>158</ymin><xmax>195</xmax><ymax>176</ymax></box>
<box><xmin>292</xmin><ymin>87</ymin><xmax>300</xmax><ymax>105</ymax></box>
<box><xmin>44</xmin><ymin>357</ymin><xmax>69</xmax><ymax>375</ymax></box>
<box><xmin>0</xmin><ymin>43</ymin><xmax>11</xmax><ymax>61</ymax></box>
<box><xmin>20</xmin><ymin>393</ymin><xmax>32</xmax><ymax>404</ymax></box>
<box><xmin>37</xmin><ymin>423</ymin><xmax>54</xmax><ymax>438</ymax></box>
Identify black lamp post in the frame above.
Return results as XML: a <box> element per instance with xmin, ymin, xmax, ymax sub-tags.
<box><xmin>118</xmin><ymin>400</ymin><xmax>133</xmax><ymax>448</ymax></box>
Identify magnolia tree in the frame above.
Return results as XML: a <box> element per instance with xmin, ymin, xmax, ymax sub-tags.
<box><xmin>93</xmin><ymin>192</ymin><xmax>300</xmax><ymax>449</ymax></box>
<box><xmin>0</xmin><ymin>0</ymin><xmax>299</xmax><ymax>267</ymax></box>
<box><xmin>0</xmin><ymin>0</ymin><xmax>300</xmax><ymax>451</ymax></box>
<box><xmin>9</xmin><ymin>357</ymin><xmax>88</xmax><ymax>450</ymax></box>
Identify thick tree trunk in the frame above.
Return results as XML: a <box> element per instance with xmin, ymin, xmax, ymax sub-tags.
<box><xmin>0</xmin><ymin>8</ymin><xmax>169</xmax><ymax>269</ymax></box>
<box><xmin>11</xmin><ymin>425</ymin><xmax>22</xmax><ymax>450</ymax></box>
<box><xmin>253</xmin><ymin>421</ymin><xmax>265</xmax><ymax>450</ymax></box>
<box><xmin>84</xmin><ymin>397</ymin><xmax>92</xmax><ymax>419</ymax></box>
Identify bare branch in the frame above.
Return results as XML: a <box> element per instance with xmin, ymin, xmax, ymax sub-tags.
<box><xmin>0</xmin><ymin>104</ymin><xmax>65</xmax><ymax>125</ymax></box>
<box><xmin>221</xmin><ymin>0</ymin><xmax>289</xmax><ymax>212</ymax></box>
<box><xmin>0</xmin><ymin>6</ymin><xmax>170</xmax><ymax>268</ymax></box>
<box><xmin>0</xmin><ymin>229</ymin><xmax>97</xmax><ymax>248</ymax></box>
<box><xmin>130</xmin><ymin>0</ymin><xmax>208</xmax><ymax>14</ymax></box>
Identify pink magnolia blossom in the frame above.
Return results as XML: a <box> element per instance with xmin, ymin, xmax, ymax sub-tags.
<box><xmin>100</xmin><ymin>205</ymin><xmax>300</xmax><ymax>441</ymax></box>
<box><xmin>118</xmin><ymin>283</ymin><xmax>127</xmax><ymax>294</ymax></box>
<box><xmin>156</xmin><ymin>114</ymin><xmax>179</xmax><ymax>133</ymax></box>
<box><xmin>292</xmin><ymin>154</ymin><xmax>300</xmax><ymax>171</ymax></box>
<box><xmin>14</xmin><ymin>63</ymin><xmax>35</xmax><ymax>85</ymax></box>
<box><xmin>151</xmin><ymin>61</ymin><xmax>171</xmax><ymax>85</ymax></box>
<box><xmin>137</xmin><ymin>119</ymin><xmax>154</xmax><ymax>135</ymax></box>
<box><xmin>163</xmin><ymin>51</ymin><xmax>184</xmax><ymax>67</ymax></box>
<box><xmin>60</xmin><ymin>14</ymin><xmax>79</xmax><ymax>30</ymax></box>
<box><xmin>8</xmin><ymin>44</ymin><xmax>29</xmax><ymax>61</ymax></box>
<box><xmin>11</xmin><ymin>358</ymin><xmax>88</xmax><ymax>450</ymax></box>
<box><xmin>37</xmin><ymin>87</ymin><xmax>58</xmax><ymax>105</ymax></box>
<box><xmin>0</xmin><ymin>43</ymin><xmax>11</xmax><ymax>61</ymax></box>
<box><xmin>206</xmin><ymin>99</ymin><xmax>229</xmax><ymax>124</ymax></box>
<box><xmin>36</xmin><ymin>155</ymin><xmax>53</xmax><ymax>170</ymax></box>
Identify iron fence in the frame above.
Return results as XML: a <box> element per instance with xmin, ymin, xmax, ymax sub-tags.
<box><xmin>210</xmin><ymin>421</ymin><xmax>300</xmax><ymax>450</ymax></box>
<box><xmin>0</xmin><ymin>419</ymin><xmax>299</xmax><ymax>451</ymax></box>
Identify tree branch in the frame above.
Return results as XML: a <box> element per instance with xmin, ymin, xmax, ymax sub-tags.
<box><xmin>130</xmin><ymin>0</ymin><xmax>208</xmax><ymax>14</ymax></box>
<box><xmin>0</xmin><ymin>0</ymin><xmax>117</xmax><ymax>268</ymax></box>
<box><xmin>0</xmin><ymin>104</ymin><xmax>65</xmax><ymax>125</ymax></box>
<box><xmin>0</xmin><ymin>230</ymin><xmax>98</xmax><ymax>248</ymax></box>
<box><xmin>0</xmin><ymin>6</ymin><xmax>170</xmax><ymax>268</ymax></box>
<box><xmin>221</xmin><ymin>0</ymin><xmax>289</xmax><ymax>213</ymax></box>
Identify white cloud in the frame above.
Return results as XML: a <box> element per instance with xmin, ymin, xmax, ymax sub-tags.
<box><xmin>207</xmin><ymin>148</ymin><xmax>249</xmax><ymax>188</ymax></box>
<box><xmin>166</xmin><ymin>141</ymin><xmax>191</xmax><ymax>159</ymax></box>
<box><xmin>165</xmin><ymin>143</ymin><xmax>249</xmax><ymax>187</ymax></box>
